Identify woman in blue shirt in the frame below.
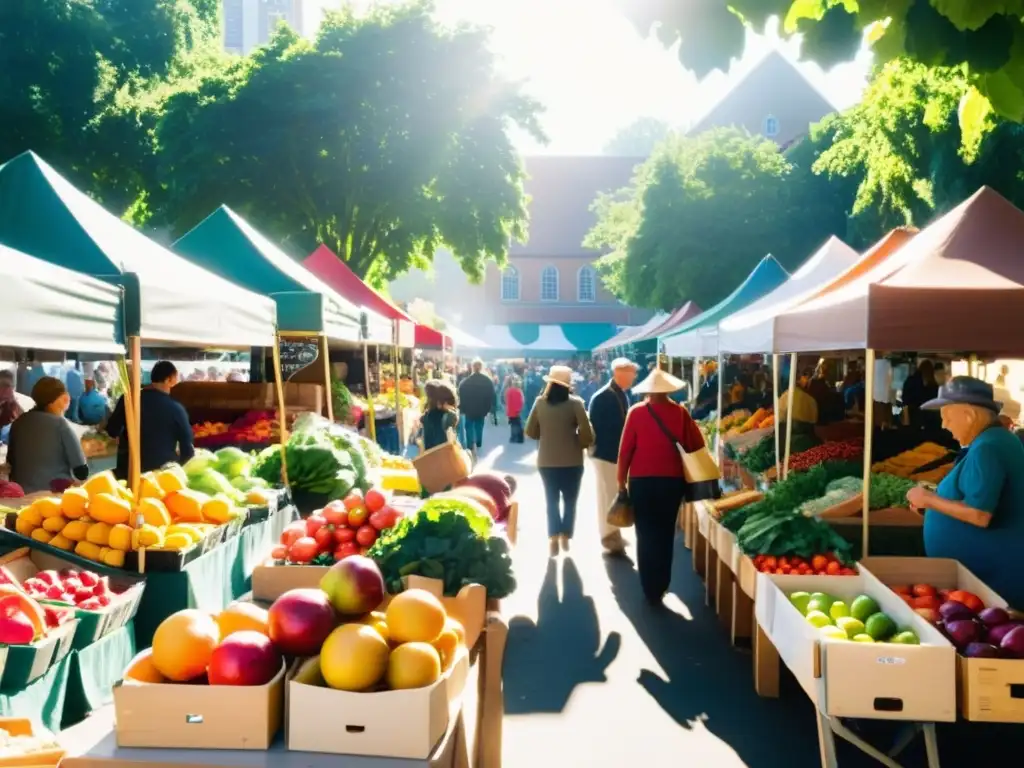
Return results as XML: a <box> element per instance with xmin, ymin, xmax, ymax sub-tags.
<box><xmin>906</xmin><ymin>377</ymin><xmax>1024</xmax><ymax>607</ymax></box>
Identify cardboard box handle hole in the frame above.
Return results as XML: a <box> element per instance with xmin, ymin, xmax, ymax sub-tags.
<box><xmin>873</xmin><ymin>698</ymin><xmax>903</xmax><ymax>712</ymax></box>
<box><xmin>345</xmin><ymin>725</ymin><xmax>366</xmax><ymax>733</ymax></box>
<box><xmin>1010</xmin><ymin>684</ymin><xmax>1024</xmax><ymax>700</ymax></box>
<box><xmin>185</xmin><ymin>714</ymin><xmax>204</xmax><ymax>724</ymax></box>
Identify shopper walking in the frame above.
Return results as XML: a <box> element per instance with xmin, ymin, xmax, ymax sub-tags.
<box><xmin>618</xmin><ymin>368</ymin><xmax>710</xmax><ymax>605</ymax></box>
<box><xmin>458</xmin><ymin>359</ymin><xmax>496</xmax><ymax>462</ymax></box>
<box><xmin>505</xmin><ymin>376</ymin><xmax>525</xmax><ymax>443</ymax></box>
<box><xmin>588</xmin><ymin>357</ymin><xmax>637</xmax><ymax>555</ymax></box>
<box><xmin>526</xmin><ymin>365</ymin><xmax>595</xmax><ymax>556</ymax></box>
<box><xmin>420</xmin><ymin>379</ymin><xmax>460</xmax><ymax>451</ymax></box>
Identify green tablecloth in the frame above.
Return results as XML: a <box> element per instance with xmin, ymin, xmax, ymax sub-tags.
<box><xmin>63</xmin><ymin>622</ymin><xmax>136</xmax><ymax>728</ymax></box>
<box><xmin>0</xmin><ymin>649</ymin><xmax>72</xmax><ymax>732</ymax></box>
<box><xmin>833</xmin><ymin>523</ymin><xmax>926</xmax><ymax>560</ymax></box>
<box><xmin>133</xmin><ymin>508</ymin><xmax>295</xmax><ymax>648</ymax></box>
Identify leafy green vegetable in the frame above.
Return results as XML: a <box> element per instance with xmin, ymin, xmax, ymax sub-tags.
<box><xmin>869</xmin><ymin>472</ymin><xmax>916</xmax><ymax>510</ymax></box>
<box><xmin>367</xmin><ymin>498</ymin><xmax>516</xmax><ymax>598</ymax></box>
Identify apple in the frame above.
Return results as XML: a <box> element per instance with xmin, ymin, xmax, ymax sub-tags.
<box><xmin>914</xmin><ymin>607</ymin><xmax>941</xmax><ymax>624</ymax></box>
<box><xmin>209</xmin><ymin>631</ymin><xmax>282</xmax><ymax>686</ymax></box>
<box><xmin>267</xmin><ymin>588</ymin><xmax>337</xmax><ymax>656</ymax></box>
<box><xmin>319</xmin><ymin>555</ymin><xmax>385</xmax><ymax>616</ymax></box>
<box><xmin>364</xmin><ymin>488</ymin><xmax>386</xmax><ymax>513</ymax></box>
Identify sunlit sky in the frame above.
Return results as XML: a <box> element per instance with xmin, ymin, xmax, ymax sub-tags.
<box><xmin>310</xmin><ymin>0</ymin><xmax>874</xmax><ymax>154</ymax></box>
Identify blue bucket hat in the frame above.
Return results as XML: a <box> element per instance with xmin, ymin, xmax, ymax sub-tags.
<box><xmin>921</xmin><ymin>376</ymin><xmax>1002</xmax><ymax>413</ymax></box>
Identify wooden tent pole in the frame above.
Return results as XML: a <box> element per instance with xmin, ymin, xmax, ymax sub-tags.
<box><xmin>271</xmin><ymin>334</ymin><xmax>289</xmax><ymax>488</ymax></box>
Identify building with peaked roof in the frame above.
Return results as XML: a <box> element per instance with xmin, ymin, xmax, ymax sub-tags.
<box><xmin>687</xmin><ymin>50</ymin><xmax>836</xmax><ymax>147</ymax></box>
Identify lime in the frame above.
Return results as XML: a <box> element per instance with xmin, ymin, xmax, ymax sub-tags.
<box><xmin>836</xmin><ymin>616</ymin><xmax>865</xmax><ymax>638</ymax></box>
<box><xmin>789</xmin><ymin>591</ymin><xmax>811</xmax><ymax>615</ymax></box>
<box><xmin>819</xmin><ymin>626</ymin><xmax>848</xmax><ymax>641</ymax></box>
<box><xmin>829</xmin><ymin>601</ymin><xmax>850</xmax><ymax>620</ymax></box>
<box><xmin>850</xmin><ymin>595</ymin><xmax>880</xmax><ymax>622</ymax></box>
<box><xmin>890</xmin><ymin>630</ymin><xmax>920</xmax><ymax>645</ymax></box>
<box><xmin>805</xmin><ymin>610</ymin><xmax>832</xmax><ymax>628</ymax></box>
<box><xmin>851</xmin><ymin>634</ymin><xmax>875</xmax><ymax>643</ymax></box>
<box><xmin>864</xmin><ymin>612</ymin><xmax>897</xmax><ymax>641</ymax></box>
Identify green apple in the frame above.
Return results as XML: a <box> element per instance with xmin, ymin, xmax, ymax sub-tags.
<box><xmin>829</xmin><ymin>601</ymin><xmax>850</xmax><ymax>620</ymax></box>
<box><xmin>805</xmin><ymin>610</ymin><xmax>832</xmax><ymax>628</ymax></box>
<box><xmin>836</xmin><ymin>616</ymin><xmax>865</xmax><ymax>638</ymax></box>
<box><xmin>789</xmin><ymin>591</ymin><xmax>812</xmax><ymax>615</ymax></box>
<box><xmin>890</xmin><ymin>630</ymin><xmax>920</xmax><ymax>645</ymax></box>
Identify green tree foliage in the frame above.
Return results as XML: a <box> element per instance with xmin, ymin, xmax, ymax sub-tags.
<box><xmin>603</xmin><ymin>117</ymin><xmax>677</xmax><ymax>156</ymax></box>
<box><xmin>140</xmin><ymin>3</ymin><xmax>544</xmax><ymax>284</ymax></box>
<box><xmin>585</xmin><ymin>127</ymin><xmax>841</xmax><ymax>309</ymax></box>
<box><xmin>616</xmin><ymin>0</ymin><xmax>1024</xmax><ymax>139</ymax></box>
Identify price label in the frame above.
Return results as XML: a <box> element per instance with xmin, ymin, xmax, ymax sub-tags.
<box><xmin>876</xmin><ymin>656</ymin><xmax>906</xmax><ymax>666</ymax></box>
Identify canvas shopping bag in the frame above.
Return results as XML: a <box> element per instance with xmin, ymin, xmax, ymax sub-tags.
<box><xmin>646</xmin><ymin>404</ymin><xmax>722</xmax><ymax>502</ymax></box>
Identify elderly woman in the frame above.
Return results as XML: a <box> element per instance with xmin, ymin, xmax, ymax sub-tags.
<box><xmin>906</xmin><ymin>377</ymin><xmax>1024</xmax><ymax>607</ymax></box>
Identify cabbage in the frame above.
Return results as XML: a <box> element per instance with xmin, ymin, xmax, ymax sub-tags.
<box><xmin>183</xmin><ymin>449</ymin><xmax>217</xmax><ymax>476</ymax></box>
<box><xmin>214</xmin><ymin>447</ymin><xmax>251</xmax><ymax>479</ymax></box>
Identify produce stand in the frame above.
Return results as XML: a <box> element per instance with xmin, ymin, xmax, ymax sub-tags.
<box><xmin>62</xmin><ymin>622</ymin><xmax>136</xmax><ymax>728</ymax></box>
<box><xmin>0</xmin><ymin>648</ymin><xmax>72</xmax><ymax>733</ymax></box>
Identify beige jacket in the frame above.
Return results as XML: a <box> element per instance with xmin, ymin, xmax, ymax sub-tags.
<box><xmin>524</xmin><ymin>395</ymin><xmax>595</xmax><ymax>468</ymax></box>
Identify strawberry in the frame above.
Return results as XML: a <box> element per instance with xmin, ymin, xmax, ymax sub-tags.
<box><xmin>78</xmin><ymin>571</ymin><xmax>99</xmax><ymax>588</ymax></box>
<box><xmin>74</xmin><ymin>587</ymin><xmax>95</xmax><ymax>604</ymax></box>
<box><xmin>78</xmin><ymin>597</ymin><xmax>102</xmax><ymax>611</ymax></box>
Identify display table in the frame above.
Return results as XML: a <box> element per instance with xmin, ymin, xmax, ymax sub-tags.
<box><xmin>63</xmin><ymin>623</ymin><xmax>136</xmax><ymax>729</ymax></box>
<box><xmin>0</xmin><ymin>648</ymin><xmax>72</xmax><ymax>733</ymax></box>
<box><xmin>133</xmin><ymin>508</ymin><xmax>296</xmax><ymax>648</ymax></box>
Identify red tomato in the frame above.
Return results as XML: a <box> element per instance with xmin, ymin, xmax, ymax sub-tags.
<box><xmin>912</xmin><ymin>584</ymin><xmax>937</xmax><ymax>598</ymax></box>
<box><xmin>368</xmin><ymin>510</ymin><xmax>391</xmax><ymax>531</ymax></box>
<box><xmin>334</xmin><ymin>526</ymin><xmax>356</xmax><ymax>544</ymax></box>
<box><xmin>762</xmin><ymin>556</ymin><xmax>777</xmax><ymax>570</ymax></box>
<box><xmin>811</xmin><ymin>555</ymin><xmax>828</xmax><ymax>572</ymax></box>
<box><xmin>288</xmin><ymin>536</ymin><xmax>319</xmax><ymax>563</ymax></box>
<box><xmin>334</xmin><ymin>541</ymin><xmax>359</xmax><ymax>560</ymax></box>
<box><xmin>270</xmin><ymin>545</ymin><xmax>287</xmax><ymax>560</ymax></box>
<box><xmin>314</xmin><ymin>526</ymin><xmax>334</xmax><ymax>551</ymax></box>
<box><xmin>347</xmin><ymin>506</ymin><xmax>368</xmax><ymax>527</ymax></box>
<box><xmin>280</xmin><ymin>522</ymin><xmax>306</xmax><ymax>549</ymax></box>
<box><xmin>949</xmin><ymin>590</ymin><xmax>985</xmax><ymax>613</ymax></box>
<box><xmin>356</xmin><ymin>524</ymin><xmax>378</xmax><ymax>547</ymax></box>
<box><xmin>364</xmin><ymin>488</ymin><xmax>386</xmax><ymax>513</ymax></box>
<box><xmin>342</xmin><ymin>491</ymin><xmax>364</xmax><ymax>511</ymax></box>
<box><xmin>840</xmin><ymin>567</ymin><xmax>857</xmax><ymax>576</ymax></box>
<box><xmin>826</xmin><ymin>561</ymin><xmax>841</xmax><ymax>576</ymax></box>
<box><xmin>305</xmin><ymin>514</ymin><xmax>327</xmax><ymax>536</ymax></box>
<box><xmin>322</xmin><ymin>504</ymin><xmax>348</xmax><ymax>527</ymax></box>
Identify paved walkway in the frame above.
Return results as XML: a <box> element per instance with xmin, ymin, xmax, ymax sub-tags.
<box><xmin>476</xmin><ymin>425</ymin><xmax>1018</xmax><ymax>768</ymax></box>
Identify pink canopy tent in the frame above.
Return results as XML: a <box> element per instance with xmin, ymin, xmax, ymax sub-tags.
<box><xmin>303</xmin><ymin>245</ymin><xmax>450</xmax><ymax>348</ymax></box>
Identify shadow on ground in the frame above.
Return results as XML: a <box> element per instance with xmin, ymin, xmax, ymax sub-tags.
<box><xmin>503</xmin><ymin>558</ymin><xmax>621</xmax><ymax>715</ymax></box>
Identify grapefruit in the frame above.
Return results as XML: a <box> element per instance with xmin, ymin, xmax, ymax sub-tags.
<box><xmin>432</xmin><ymin>626</ymin><xmax>460</xmax><ymax>671</ymax></box>
<box><xmin>151</xmin><ymin>609</ymin><xmax>220</xmax><ymax>682</ymax></box>
<box><xmin>444</xmin><ymin>617</ymin><xmax>466</xmax><ymax>646</ymax></box>
<box><xmin>123</xmin><ymin>648</ymin><xmax>166</xmax><ymax>684</ymax></box>
<box><xmin>358</xmin><ymin>610</ymin><xmax>390</xmax><ymax>643</ymax></box>
<box><xmin>385</xmin><ymin>589</ymin><xmax>446</xmax><ymax>644</ymax></box>
<box><xmin>320</xmin><ymin>624</ymin><xmax>390</xmax><ymax>691</ymax></box>
<box><xmin>387</xmin><ymin>642</ymin><xmax>441</xmax><ymax>690</ymax></box>
<box><xmin>216</xmin><ymin>602</ymin><xmax>270</xmax><ymax>639</ymax></box>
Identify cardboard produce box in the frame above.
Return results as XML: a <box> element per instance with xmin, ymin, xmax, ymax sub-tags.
<box><xmin>860</xmin><ymin>556</ymin><xmax>1024</xmax><ymax>723</ymax></box>
<box><xmin>0</xmin><ymin>618</ymin><xmax>76</xmax><ymax>691</ymax></box>
<box><xmin>113</xmin><ymin>664</ymin><xmax>285</xmax><ymax>750</ymax></box>
<box><xmin>288</xmin><ymin>649</ymin><xmax>469</xmax><ymax>759</ymax></box>
<box><xmin>755</xmin><ymin>570</ymin><xmax>956</xmax><ymax>721</ymax></box>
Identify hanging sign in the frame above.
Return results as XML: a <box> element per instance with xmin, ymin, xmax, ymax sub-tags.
<box><xmin>279</xmin><ymin>338</ymin><xmax>319</xmax><ymax>381</ymax></box>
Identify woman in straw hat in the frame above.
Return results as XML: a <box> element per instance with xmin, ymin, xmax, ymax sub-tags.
<box><xmin>618</xmin><ymin>367</ymin><xmax>713</xmax><ymax>605</ymax></box>
<box><xmin>525</xmin><ymin>365</ymin><xmax>595</xmax><ymax>557</ymax></box>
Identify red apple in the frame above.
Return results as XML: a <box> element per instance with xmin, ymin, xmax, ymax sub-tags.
<box><xmin>208</xmin><ymin>631</ymin><xmax>282</xmax><ymax>686</ymax></box>
<box><xmin>267</xmin><ymin>588</ymin><xmax>337</xmax><ymax>656</ymax></box>
<box><xmin>891</xmin><ymin>584</ymin><xmax>912</xmax><ymax>596</ymax></box>
<box><xmin>912</xmin><ymin>584</ymin><xmax>937</xmax><ymax>598</ymax></box>
<box><xmin>319</xmin><ymin>555</ymin><xmax>384</xmax><ymax>616</ymax></box>
<box><xmin>914</xmin><ymin>607</ymin><xmax>941</xmax><ymax>624</ymax></box>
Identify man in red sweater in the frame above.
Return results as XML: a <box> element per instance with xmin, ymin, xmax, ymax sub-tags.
<box><xmin>505</xmin><ymin>376</ymin><xmax>525</xmax><ymax>443</ymax></box>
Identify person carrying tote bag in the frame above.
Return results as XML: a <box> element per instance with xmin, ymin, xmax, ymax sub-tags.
<box><xmin>617</xmin><ymin>368</ymin><xmax>720</xmax><ymax>606</ymax></box>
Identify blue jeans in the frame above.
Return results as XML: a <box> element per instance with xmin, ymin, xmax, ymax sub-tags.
<box><xmin>464</xmin><ymin>417</ymin><xmax>485</xmax><ymax>449</ymax></box>
<box><xmin>538</xmin><ymin>466</ymin><xmax>584</xmax><ymax>538</ymax></box>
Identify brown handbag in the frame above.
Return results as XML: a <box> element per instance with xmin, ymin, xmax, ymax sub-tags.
<box><xmin>606</xmin><ymin>489</ymin><xmax>635</xmax><ymax>528</ymax></box>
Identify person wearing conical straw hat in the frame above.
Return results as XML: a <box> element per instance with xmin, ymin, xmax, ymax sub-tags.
<box><xmin>618</xmin><ymin>367</ymin><xmax>719</xmax><ymax>605</ymax></box>
<box><xmin>525</xmin><ymin>365</ymin><xmax>595</xmax><ymax>557</ymax></box>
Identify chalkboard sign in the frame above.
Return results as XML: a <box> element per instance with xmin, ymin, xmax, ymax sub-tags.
<box><xmin>279</xmin><ymin>339</ymin><xmax>319</xmax><ymax>381</ymax></box>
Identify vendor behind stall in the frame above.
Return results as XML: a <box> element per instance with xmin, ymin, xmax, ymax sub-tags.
<box><xmin>8</xmin><ymin>377</ymin><xmax>88</xmax><ymax>493</ymax></box>
<box><xmin>906</xmin><ymin>377</ymin><xmax>1024</xmax><ymax>607</ymax></box>
<box><xmin>106</xmin><ymin>361</ymin><xmax>194</xmax><ymax>479</ymax></box>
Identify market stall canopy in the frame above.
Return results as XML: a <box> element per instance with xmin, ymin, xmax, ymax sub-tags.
<box><xmin>446</xmin><ymin>325</ymin><xmax>489</xmax><ymax>349</ymax></box>
<box><xmin>594</xmin><ymin>312</ymin><xmax>671</xmax><ymax>352</ymax></box>
<box><xmin>714</xmin><ymin>236</ymin><xmax>861</xmax><ymax>354</ymax></box>
<box><xmin>303</xmin><ymin>245</ymin><xmax>446</xmax><ymax>349</ymax></box>
<box><xmin>0</xmin><ymin>151</ymin><xmax>276</xmax><ymax>347</ymax></box>
<box><xmin>631</xmin><ymin>302</ymin><xmax>703</xmax><ymax>343</ymax></box>
<box><xmin>775</xmin><ymin>187</ymin><xmax>1024</xmax><ymax>354</ymax></box>
<box><xmin>173</xmin><ymin>207</ymin><xmax>385</xmax><ymax>344</ymax></box>
<box><xmin>480</xmin><ymin>323</ymin><xmax>616</xmax><ymax>356</ymax></box>
<box><xmin>660</xmin><ymin>255</ymin><xmax>789</xmax><ymax>357</ymax></box>
<box><xmin>0</xmin><ymin>243</ymin><xmax>123</xmax><ymax>354</ymax></box>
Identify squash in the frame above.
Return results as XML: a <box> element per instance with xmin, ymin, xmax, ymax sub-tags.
<box><xmin>41</xmin><ymin>515</ymin><xmax>67</xmax><ymax>534</ymax></box>
<box><xmin>83</xmin><ymin>470</ymin><xmax>119</xmax><ymax>499</ymax></box>
<box><xmin>61</xmin><ymin>487</ymin><xmax>90</xmax><ymax>519</ymax></box>
<box><xmin>49</xmin><ymin>534</ymin><xmax>74</xmax><ymax>551</ymax></box>
<box><xmin>201</xmin><ymin>495</ymin><xmax>238</xmax><ymax>525</ymax></box>
<box><xmin>155</xmin><ymin>466</ymin><xmax>188</xmax><ymax>495</ymax></box>
<box><xmin>74</xmin><ymin>541</ymin><xmax>103</xmax><ymax>561</ymax></box>
<box><xmin>62</xmin><ymin>520</ymin><xmax>90</xmax><ymax>542</ymax></box>
<box><xmin>30</xmin><ymin>529</ymin><xmax>53</xmax><ymax>544</ymax></box>
<box><xmin>108</xmin><ymin>524</ymin><xmax>133</xmax><ymax>552</ymax></box>
<box><xmin>139</xmin><ymin>473</ymin><xmax>164</xmax><ymax>500</ymax></box>
<box><xmin>88</xmin><ymin>493</ymin><xmax>131</xmax><ymax>525</ymax></box>
<box><xmin>165</xmin><ymin>490</ymin><xmax>209</xmax><ymax>522</ymax></box>
<box><xmin>741</xmin><ymin>408</ymin><xmax>768</xmax><ymax>431</ymax></box>
<box><xmin>86</xmin><ymin>522</ymin><xmax>112</xmax><ymax>546</ymax></box>
<box><xmin>138</xmin><ymin>498</ymin><xmax>171</xmax><ymax>528</ymax></box>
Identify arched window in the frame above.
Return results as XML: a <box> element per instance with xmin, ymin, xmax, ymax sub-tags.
<box><xmin>577</xmin><ymin>265</ymin><xmax>596</xmax><ymax>302</ymax></box>
<box><xmin>540</xmin><ymin>266</ymin><xmax>559</xmax><ymax>301</ymax></box>
<box><xmin>764</xmin><ymin>115</ymin><xmax>779</xmax><ymax>138</ymax></box>
<box><xmin>500</xmin><ymin>266</ymin><xmax>520</xmax><ymax>301</ymax></box>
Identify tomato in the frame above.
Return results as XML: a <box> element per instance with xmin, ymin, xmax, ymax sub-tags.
<box><xmin>840</xmin><ymin>567</ymin><xmax>857</xmax><ymax>576</ymax></box>
<box><xmin>356</xmin><ymin>524</ymin><xmax>378</xmax><ymax>547</ymax></box>
<box><xmin>789</xmin><ymin>557</ymin><xmax>804</xmax><ymax>567</ymax></box>
<box><xmin>369</xmin><ymin>509</ymin><xmax>392</xmax><ymax>531</ymax></box>
<box><xmin>810</xmin><ymin>555</ymin><xmax>828</xmax><ymax>572</ymax></box>
<box><xmin>305</xmin><ymin>514</ymin><xmax>327</xmax><ymax>536</ymax></box>
<box><xmin>753</xmin><ymin>555</ymin><xmax>766</xmax><ymax>567</ymax></box>
<box><xmin>347</xmin><ymin>505</ymin><xmax>368</xmax><ymax>527</ymax></box>
<box><xmin>364</xmin><ymin>488</ymin><xmax>387</xmax><ymax>513</ymax></box>
<box><xmin>280</xmin><ymin>522</ymin><xmax>306</xmax><ymax>549</ymax></box>
<box><xmin>334</xmin><ymin>541</ymin><xmax>359</xmax><ymax>561</ymax></box>
<box><xmin>314</xmin><ymin>526</ymin><xmax>335</xmax><ymax>552</ymax></box>
<box><xmin>270</xmin><ymin>545</ymin><xmax>287</xmax><ymax>560</ymax></box>
<box><xmin>777</xmin><ymin>557</ymin><xmax>788</xmax><ymax>568</ymax></box>
<box><xmin>774</xmin><ymin>567</ymin><xmax>788</xmax><ymax>575</ymax></box>
<box><xmin>912</xmin><ymin>584</ymin><xmax>937</xmax><ymax>598</ymax></box>
<box><xmin>761</xmin><ymin>556</ymin><xmax>777</xmax><ymax>570</ymax></box>
<box><xmin>779</xmin><ymin>564</ymin><xmax>792</xmax><ymax>574</ymax></box>
<box><xmin>826</xmin><ymin>561</ymin><xmax>841</xmax><ymax>576</ymax></box>
<box><xmin>359</xmin><ymin>547</ymin><xmax>371</xmax><ymax>556</ymax></box>
<box><xmin>288</xmin><ymin>536</ymin><xmax>319</xmax><ymax>563</ymax></box>
<box><xmin>322</xmin><ymin>504</ymin><xmax>348</xmax><ymax>527</ymax></box>
<box><xmin>334</xmin><ymin>526</ymin><xmax>356</xmax><ymax>544</ymax></box>
<box><xmin>949</xmin><ymin>590</ymin><xmax>985</xmax><ymax>613</ymax></box>
<box><xmin>342</xmin><ymin>491</ymin><xmax>364</xmax><ymax>511</ymax></box>
<box><xmin>891</xmin><ymin>584</ymin><xmax>912</xmax><ymax>596</ymax></box>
